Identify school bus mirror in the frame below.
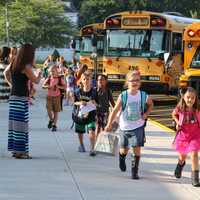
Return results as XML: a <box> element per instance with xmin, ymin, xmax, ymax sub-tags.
<box><xmin>164</xmin><ymin>52</ymin><xmax>170</xmax><ymax>64</ymax></box>
<box><xmin>70</xmin><ymin>39</ymin><xmax>76</xmax><ymax>49</ymax></box>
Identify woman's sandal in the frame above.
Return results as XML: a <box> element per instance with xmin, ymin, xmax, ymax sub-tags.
<box><xmin>15</xmin><ymin>153</ymin><xmax>32</xmax><ymax>159</ymax></box>
<box><xmin>11</xmin><ymin>152</ymin><xmax>16</xmax><ymax>157</ymax></box>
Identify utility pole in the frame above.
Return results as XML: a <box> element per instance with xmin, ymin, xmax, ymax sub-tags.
<box><xmin>5</xmin><ymin>3</ymin><xmax>10</xmax><ymax>47</ymax></box>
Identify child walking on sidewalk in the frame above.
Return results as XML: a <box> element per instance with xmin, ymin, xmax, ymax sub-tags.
<box><xmin>96</xmin><ymin>74</ymin><xmax>115</xmax><ymax>137</ymax></box>
<box><xmin>73</xmin><ymin>71</ymin><xmax>98</xmax><ymax>156</ymax></box>
<box><xmin>105</xmin><ymin>69</ymin><xmax>153</xmax><ymax>179</ymax></box>
<box><xmin>43</xmin><ymin>65</ymin><xmax>65</xmax><ymax>132</ymax></box>
<box><xmin>172</xmin><ymin>87</ymin><xmax>200</xmax><ymax>187</ymax></box>
<box><xmin>65</xmin><ymin>67</ymin><xmax>75</xmax><ymax>106</ymax></box>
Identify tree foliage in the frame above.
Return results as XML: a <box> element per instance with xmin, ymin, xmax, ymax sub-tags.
<box><xmin>78</xmin><ymin>0</ymin><xmax>200</xmax><ymax>27</ymax></box>
<box><xmin>73</xmin><ymin>0</ymin><xmax>84</xmax><ymax>10</ymax></box>
<box><xmin>0</xmin><ymin>0</ymin><xmax>75</xmax><ymax>48</ymax></box>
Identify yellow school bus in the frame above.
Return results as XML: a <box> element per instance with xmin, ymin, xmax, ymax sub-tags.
<box><xmin>103</xmin><ymin>11</ymin><xmax>200</xmax><ymax>92</ymax></box>
<box><xmin>179</xmin><ymin>22</ymin><xmax>200</xmax><ymax>95</ymax></box>
<box><xmin>79</xmin><ymin>23</ymin><xmax>105</xmax><ymax>74</ymax></box>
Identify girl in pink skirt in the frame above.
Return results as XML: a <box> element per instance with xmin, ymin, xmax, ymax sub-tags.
<box><xmin>172</xmin><ymin>87</ymin><xmax>200</xmax><ymax>187</ymax></box>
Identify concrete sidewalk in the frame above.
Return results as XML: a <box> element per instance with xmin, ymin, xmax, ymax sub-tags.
<box><xmin>0</xmin><ymin>85</ymin><xmax>200</xmax><ymax>200</ymax></box>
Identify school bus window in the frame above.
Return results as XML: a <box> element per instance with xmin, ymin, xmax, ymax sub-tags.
<box><xmin>191</xmin><ymin>46</ymin><xmax>200</xmax><ymax>68</ymax></box>
<box><xmin>149</xmin><ymin>31</ymin><xmax>164</xmax><ymax>52</ymax></box>
<box><xmin>81</xmin><ymin>37</ymin><xmax>93</xmax><ymax>53</ymax></box>
<box><xmin>172</xmin><ymin>33</ymin><xmax>182</xmax><ymax>51</ymax></box>
<box><xmin>97</xmin><ymin>40</ymin><xmax>104</xmax><ymax>50</ymax></box>
<box><xmin>75</xmin><ymin>40</ymin><xmax>81</xmax><ymax>52</ymax></box>
<box><xmin>105</xmin><ymin>29</ymin><xmax>169</xmax><ymax>58</ymax></box>
<box><xmin>97</xmin><ymin>39</ymin><xmax>104</xmax><ymax>56</ymax></box>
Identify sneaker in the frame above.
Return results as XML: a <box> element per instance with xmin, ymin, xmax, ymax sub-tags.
<box><xmin>48</xmin><ymin>120</ymin><xmax>53</xmax><ymax>129</ymax></box>
<box><xmin>89</xmin><ymin>150</ymin><xmax>96</xmax><ymax>157</ymax></box>
<box><xmin>52</xmin><ymin>125</ymin><xmax>57</xmax><ymax>132</ymax></box>
<box><xmin>78</xmin><ymin>144</ymin><xmax>86</xmax><ymax>152</ymax></box>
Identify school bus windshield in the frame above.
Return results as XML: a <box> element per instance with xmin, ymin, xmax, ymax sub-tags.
<box><xmin>105</xmin><ymin>29</ymin><xmax>170</xmax><ymax>58</ymax></box>
<box><xmin>191</xmin><ymin>46</ymin><xmax>200</xmax><ymax>68</ymax></box>
<box><xmin>80</xmin><ymin>36</ymin><xmax>104</xmax><ymax>55</ymax></box>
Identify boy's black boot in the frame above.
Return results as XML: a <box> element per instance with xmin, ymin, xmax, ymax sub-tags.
<box><xmin>119</xmin><ymin>153</ymin><xmax>126</xmax><ymax>172</ymax></box>
<box><xmin>191</xmin><ymin>170</ymin><xmax>200</xmax><ymax>187</ymax></box>
<box><xmin>131</xmin><ymin>155</ymin><xmax>140</xmax><ymax>179</ymax></box>
<box><xmin>174</xmin><ymin>161</ymin><xmax>185</xmax><ymax>178</ymax></box>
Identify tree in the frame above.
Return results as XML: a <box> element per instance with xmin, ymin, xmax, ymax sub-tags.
<box><xmin>79</xmin><ymin>0</ymin><xmax>200</xmax><ymax>27</ymax></box>
<box><xmin>73</xmin><ymin>0</ymin><xmax>84</xmax><ymax>10</ymax></box>
<box><xmin>0</xmin><ymin>0</ymin><xmax>75</xmax><ymax>47</ymax></box>
<box><xmin>0</xmin><ymin>0</ymin><xmax>14</xmax><ymax>5</ymax></box>
<box><xmin>79</xmin><ymin>0</ymin><xmax>125</xmax><ymax>26</ymax></box>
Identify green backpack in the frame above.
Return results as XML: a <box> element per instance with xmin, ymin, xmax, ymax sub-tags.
<box><xmin>121</xmin><ymin>90</ymin><xmax>148</xmax><ymax>126</ymax></box>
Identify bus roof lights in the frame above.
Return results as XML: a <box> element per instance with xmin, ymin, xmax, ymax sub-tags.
<box><xmin>157</xmin><ymin>19</ymin><xmax>165</xmax><ymax>26</ymax></box>
<box><xmin>151</xmin><ymin>19</ymin><xmax>165</xmax><ymax>26</ymax></box>
<box><xmin>106</xmin><ymin>18</ymin><xmax>121</xmax><ymax>28</ymax></box>
<box><xmin>83</xmin><ymin>28</ymin><xmax>93</xmax><ymax>34</ymax></box>
<box><xmin>87</xmin><ymin>28</ymin><xmax>93</xmax><ymax>33</ymax></box>
<box><xmin>151</xmin><ymin>19</ymin><xmax>157</xmax><ymax>26</ymax></box>
<box><xmin>113</xmin><ymin>19</ymin><xmax>120</xmax><ymax>25</ymax></box>
<box><xmin>106</xmin><ymin>19</ymin><xmax>113</xmax><ymax>25</ymax></box>
<box><xmin>187</xmin><ymin>29</ymin><xmax>195</xmax><ymax>37</ymax></box>
<box><xmin>150</xmin><ymin>16</ymin><xmax>166</xmax><ymax>27</ymax></box>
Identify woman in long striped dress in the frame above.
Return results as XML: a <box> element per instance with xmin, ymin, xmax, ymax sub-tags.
<box><xmin>4</xmin><ymin>43</ymin><xmax>42</xmax><ymax>159</ymax></box>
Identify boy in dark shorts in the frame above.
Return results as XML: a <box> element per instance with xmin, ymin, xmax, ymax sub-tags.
<box><xmin>73</xmin><ymin>71</ymin><xmax>98</xmax><ymax>156</ymax></box>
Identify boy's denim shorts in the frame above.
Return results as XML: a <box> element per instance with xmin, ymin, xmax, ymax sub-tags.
<box><xmin>120</xmin><ymin>126</ymin><xmax>145</xmax><ymax>148</ymax></box>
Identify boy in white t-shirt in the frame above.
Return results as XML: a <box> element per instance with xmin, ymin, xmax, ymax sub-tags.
<box><xmin>105</xmin><ymin>69</ymin><xmax>153</xmax><ymax>179</ymax></box>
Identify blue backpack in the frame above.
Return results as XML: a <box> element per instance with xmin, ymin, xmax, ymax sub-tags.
<box><xmin>121</xmin><ymin>90</ymin><xmax>148</xmax><ymax>126</ymax></box>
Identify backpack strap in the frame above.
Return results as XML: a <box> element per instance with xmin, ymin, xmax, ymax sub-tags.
<box><xmin>58</xmin><ymin>75</ymin><xmax>64</xmax><ymax>86</ymax></box>
<box><xmin>46</xmin><ymin>76</ymin><xmax>50</xmax><ymax>85</ymax></box>
<box><xmin>74</xmin><ymin>87</ymin><xmax>81</xmax><ymax>100</ymax></box>
<box><xmin>121</xmin><ymin>90</ymin><xmax>147</xmax><ymax>113</ymax></box>
<box><xmin>195</xmin><ymin>111</ymin><xmax>200</xmax><ymax>128</ymax></box>
<box><xmin>70</xmin><ymin>88</ymin><xmax>81</xmax><ymax>129</ymax></box>
<box><xmin>121</xmin><ymin>90</ymin><xmax>128</xmax><ymax>111</ymax></box>
<box><xmin>140</xmin><ymin>91</ymin><xmax>147</xmax><ymax>114</ymax></box>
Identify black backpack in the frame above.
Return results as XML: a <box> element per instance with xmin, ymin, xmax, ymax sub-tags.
<box><xmin>72</xmin><ymin>88</ymin><xmax>96</xmax><ymax>125</ymax></box>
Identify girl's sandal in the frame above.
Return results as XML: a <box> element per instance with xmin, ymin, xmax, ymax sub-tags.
<box><xmin>15</xmin><ymin>154</ymin><xmax>32</xmax><ymax>159</ymax></box>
